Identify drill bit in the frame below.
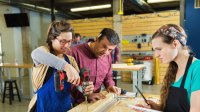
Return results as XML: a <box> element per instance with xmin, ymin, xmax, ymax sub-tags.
<box><xmin>82</xmin><ymin>81</ymin><xmax>89</xmax><ymax>112</ymax></box>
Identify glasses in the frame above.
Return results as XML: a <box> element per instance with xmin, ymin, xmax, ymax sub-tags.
<box><xmin>56</xmin><ymin>38</ymin><xmax>72</xmax><ymax>46</ymax></box>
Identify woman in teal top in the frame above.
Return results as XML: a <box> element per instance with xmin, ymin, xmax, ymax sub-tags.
<box><xmin>133</xmin><ymin>24</ymin><xmax>200</xmax><ymax>112</ymax></box>
<box><xmin>172</xmin><ymin>59</ymin><xmax>200</xmax><ymax>105</ymax></box>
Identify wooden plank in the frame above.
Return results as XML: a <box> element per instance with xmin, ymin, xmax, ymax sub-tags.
<box><xmin>73</xmin><ymin>25</ymin><xmax>112</xmax><ymax>30</ymax></box>
<box><xmin>160</xmin><ymin>68</ymin><xmax>167</xmax><ymax>72</ymax></box>
<box><xmin>122</xmin><ymin>43</ymin><xmax>151</xmax><ymax>47</ymax></box>
<box><xmin>0</xmin><ymin>63</ymin><xmax>33</xmax><ymax>68</ymax></box>
<box><xmin>112</xmin><ymin>64</ymin><xmax>145</xmax><ymax>71</ymax></box>
<box><xmin>159</xmin><ymin>63</ymin><xmax>169</xmax><ymax>68</ymax></box>
<box><xmin>121</xmin><ymin>47</ymin><xmax>152</xmax><ymax>52</ymax></box>
<box><xmin>159</xmin><ymin>72</ymin><xmax>166</xmax><ymax>78</ymax></box>
<box><xmin>121</xmin><ymin>71</ymin><xmax>131</xmax><ymax>78</ymax></box>
<box><xmin>69</xmin><ymin>92</ymin><xmax>116</xmax><ymax>112</ymax></box>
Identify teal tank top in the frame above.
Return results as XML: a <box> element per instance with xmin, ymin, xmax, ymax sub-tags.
<box><xmin>172</xmin><ymin>59</ymin><xmax>200</xmax><ymax>104</ymax></box>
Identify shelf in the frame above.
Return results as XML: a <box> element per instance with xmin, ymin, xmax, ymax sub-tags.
<box><xmin>121</xmin><ymin>43</ymin><xmax>152</xmax><ymax>52</ymax></box>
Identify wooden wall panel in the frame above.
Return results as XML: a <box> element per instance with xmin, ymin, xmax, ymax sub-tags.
<box><xmin>122</xmin><ymin>43</ymin><xmax>152</xmax><ymax>51</ymax></box>
<box><xmin>68</xmin><ymin>10</ymin><xmax>180</xmax><ymax>84</ymax></box>
<box><xmin>68</xmin><ymin>11</ymin><xmax>179</xmax><ymax>37</ymax></box>
<box><xmin>68</xmin><ymin>17</ymin><xmax>113</xmax><ymax>37</ymax></box>
<box><xmin>121</xmin><ymin>11</ymin><xmax>179</xmax><ymax>84</ymax></box>
<box><xmin>122</xmin><ymin>11</ymin><xmax>180</xmax><ymax>35</ymax></box>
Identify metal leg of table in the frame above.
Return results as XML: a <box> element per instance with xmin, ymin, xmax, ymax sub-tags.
<box><xmin>0</xmin><ymin>68</ymin><xmax>3</xmax><ymax>96</ymax></box>
<box><xmin>138</xmin><ymin>70</ymin><xmax>143</xmax><ymax>92</ymax></box>
<box><xmin>29</xmin><ymin>68</ymin><xmax>34</xmax><ymax>99</ymax></box>
<box><xmin>132</xmin><ymin>71</ymin><xmax>137</xmax><ymax>93</ymax></box>
<box><xmin>17</xmin><ymin>68</ymin><xmax>23</xmax><ymax>96</ymax></box>
<box><xmin>18</xmin><ymin>68</ymin><xmax>32</xmax><ymax>99</ymax></box>
<box><xmin>132</xmin><ymin>70</ymin><xmax>143</xmax><ymax>93</ymax></box>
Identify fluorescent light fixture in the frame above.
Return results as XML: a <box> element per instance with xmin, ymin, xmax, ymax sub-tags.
<box><xmin>21</xmin><ymin>3</ymin><xmax>35</xmax><ymax>7</ymax></box>
<box><xmin>21</xmin><ymin>3</ymin><xmax>58</xmax><ymax>13</ymax></box>
<box><xmin>70</xmin><ymin>4</ymin><xmax>111</xmax><ymax>12</ymax></box>
<box><xmin>147</xmin><ymin>0</ymin><xmax>179</xmax><ymax>3</ymax></box>
<box><xmin>37</xmin><ymin>6</ymin><xmax>58</xmax><ymax>13</ymax></box>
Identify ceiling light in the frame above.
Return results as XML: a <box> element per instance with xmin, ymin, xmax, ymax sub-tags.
<box><xmin>147</xmin><ymin>0</ymin><xmax>179</xmax><ymax>3</ymax></box>
<box><xmin>37</xmin><ymin>6</ymin><xmax>58</xmax><ymax>13</ymax></box>
<box><xmin>21</xmin><ymin>3</ymin><xmax>58</xmax><ymax>13</ymax></box>
<box><xmin>21</xmin><ymin>3</ymin><xmax>35</xmax><ymax>7</ymax></box>
<box><xmin>70</xmin><ymin>4</ymin><xmax>111</xmax><ymax>12</ymax></box>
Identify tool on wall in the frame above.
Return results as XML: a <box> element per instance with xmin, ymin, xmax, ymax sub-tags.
<box><xmin>137</xmin><ymin>43</ymin><xmax>141</xmax><ymax>49</ymax></box>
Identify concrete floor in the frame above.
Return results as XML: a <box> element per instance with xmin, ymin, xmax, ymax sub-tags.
<box><xmin>0</xmin><ymin>76</ymin><xmax>161</xmax><ymax>112</ymax></box>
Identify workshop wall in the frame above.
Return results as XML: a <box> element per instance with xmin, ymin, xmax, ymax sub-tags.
<box><xmin>69</xmin><ymin>10</ymin><xmax>180</xmax><ymax>84</ymax></box>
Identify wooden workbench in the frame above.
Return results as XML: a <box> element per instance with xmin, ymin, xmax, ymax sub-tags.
<box><xmin>69</xmin><ymin>92</ymin><xmax>160</xmax><ymax>112</ymax></box>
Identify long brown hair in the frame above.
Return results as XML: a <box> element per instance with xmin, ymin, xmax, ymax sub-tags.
<box><xmin>152</xmin><ymin>24</ymin><xmax>188</xmax><ymax>110</ymax></box>
<box><xmin>46</xmin><ymin>20</ymin><xmax>73</xmax><ymax>54</ymax></box>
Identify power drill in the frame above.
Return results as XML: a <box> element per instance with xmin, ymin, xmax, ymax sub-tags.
<box><xmin>54</xmin><ymin>71</ymin><xmax>67</xmax><ymax>92</ymax></box>
<box><xmin>80</xmin><ymin>68</ymin><xmax>90</xmax><ymax>96</ymax></box>
<box><xmin>54</xmin><ymin>68</ymin><xmax>90</xmax><ymax>93</ymax></box>
<box><xmin>80</xmin><ymin>68</ymin><xmax>90</xmax><ymax>111</ymax></box>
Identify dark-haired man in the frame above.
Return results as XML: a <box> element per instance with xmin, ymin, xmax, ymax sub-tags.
<box><xmin>71</xmin><ymin>28</ymin><xmax>121</xmax><ymax>102</ymax></box>
<box><xmin>71</xmin><ymin>33</ymin><xmax>84</xmax><ymax>47</ymax></box>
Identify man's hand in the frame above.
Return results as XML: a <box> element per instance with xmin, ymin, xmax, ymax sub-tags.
<box><xmin>107</xmin><ymin>86</ymin><xmax>121</xmax><ymax>95</ymax></box>
<box><xmin>87</xmin><ymin>93</ymin><xmax>106</xmax><ymax>103</ymax></box>
<box><xmin>83</xmin><ymin>81</ymin><xmax>94</xmax><ymax>95</ymax></box>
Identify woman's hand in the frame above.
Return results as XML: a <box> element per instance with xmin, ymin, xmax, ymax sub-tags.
<box><xmin>132</xmin><ymin>100</ymin><xmax>161</xmax><ymax>112</ymax></box>
<box><xmin>83</xmin><ymin>81</ymin><xmax>94</xmax><ymax>95</ymax></box>
<box><xmin>147</xmin><ymin>100</ymin><xmax>161</xmax><ymax>110</ymax></box>
<box><xmin>132</xmin><ymin>104</ymin><xmax>151</xmax><ymax>112</ymax></box>
<box><xmin>64</xmin><ymin>64</ymin><xmax>80</xmax><ymax>86</ymax></box>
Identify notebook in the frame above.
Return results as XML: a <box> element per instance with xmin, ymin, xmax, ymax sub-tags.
<box><xmin>128</xmin><ymin>104</ymin><xmax>162</xmax><ymax>112</ymax></box>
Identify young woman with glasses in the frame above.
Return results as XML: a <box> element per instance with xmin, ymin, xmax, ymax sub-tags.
<box><xmin>28</xmin><ymin>20</ymin><xmax>94</xmax><ymax>112</ymax></box>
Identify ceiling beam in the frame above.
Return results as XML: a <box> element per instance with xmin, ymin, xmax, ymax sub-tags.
<box><xmin>54</xmin><ymin>0</ymin><xmax>89</xmax><ymax>3</ymax></box>
<box><xmin>129</xmin><ymin>0</ymin><xmax>155</xmax><ymax>13</ymax></box>
<box><xmin>0</xmin><ymin>0</ymin><xmax>78</xmax><ymax>19</ymax></box>
<box><xmin>50</xmin><ymin>0</ymin><xmax>55</xmax><ymax>21</ymax></box>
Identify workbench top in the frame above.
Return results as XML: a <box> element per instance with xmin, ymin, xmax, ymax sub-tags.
<box><xmin>69</xmin><ymin>92</ymin><xmax>160</xmax><ymax>112</ymax></box>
